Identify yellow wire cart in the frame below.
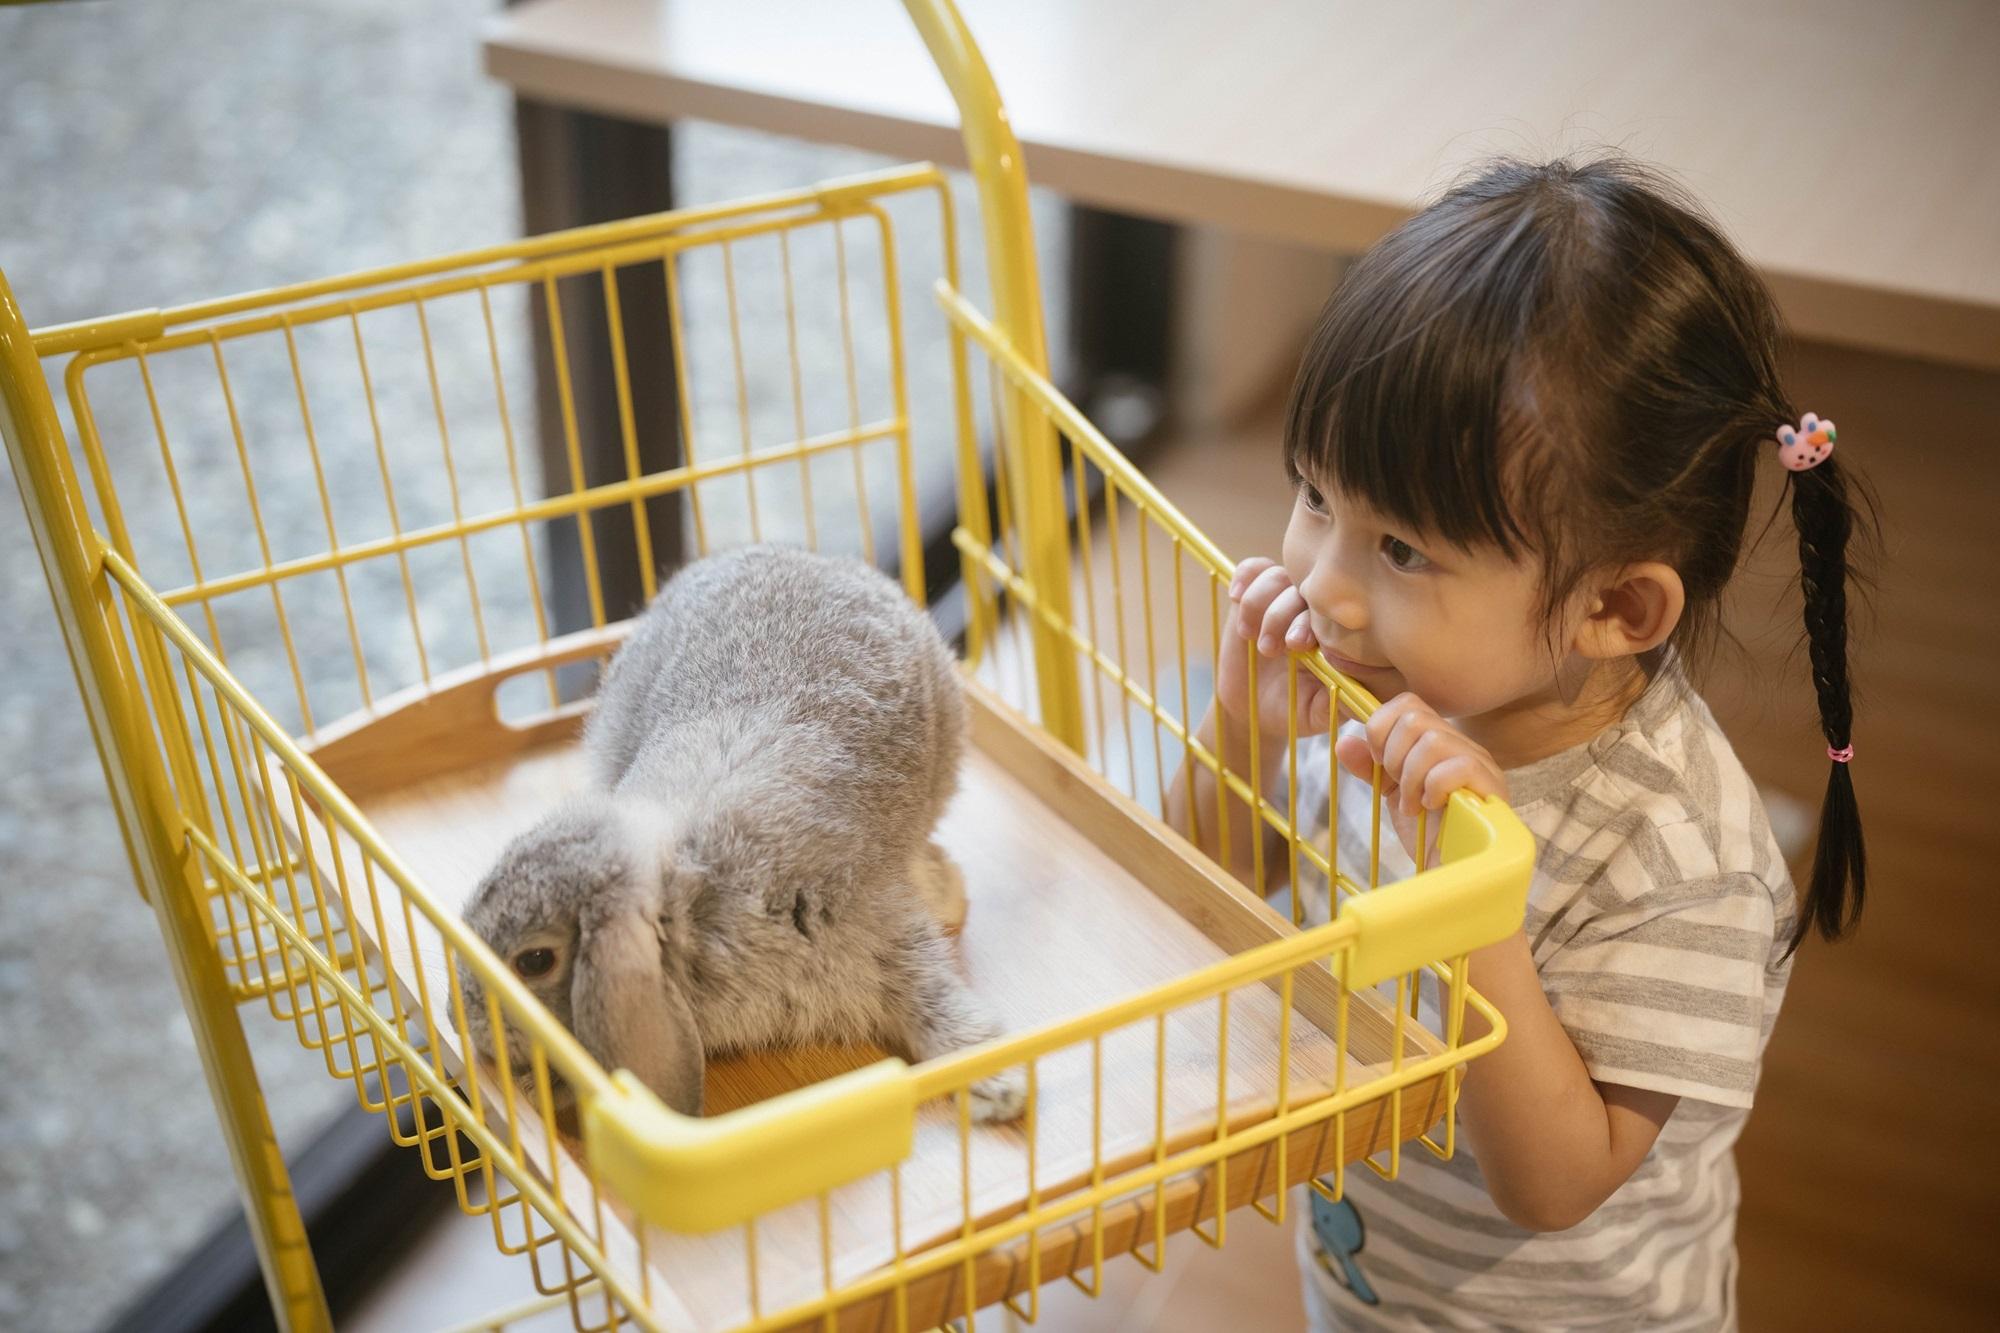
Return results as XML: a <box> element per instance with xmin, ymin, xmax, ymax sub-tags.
<box><xmin>0</xmin><ymin>2</ymin><xmax>1532</xmax><ymax>1329</ymax></box>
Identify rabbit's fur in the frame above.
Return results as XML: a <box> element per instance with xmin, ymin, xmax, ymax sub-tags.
<box><xmin>459</xmin><ymin>545</ymin><xmax>1020</xmax><ymax>1121</ymax></box>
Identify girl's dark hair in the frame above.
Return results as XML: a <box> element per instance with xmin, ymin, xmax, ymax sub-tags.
<box><xmin>1283</xmin><ymin>155</ymin><xmax>1871</xmax><ymax>953</ymax></box>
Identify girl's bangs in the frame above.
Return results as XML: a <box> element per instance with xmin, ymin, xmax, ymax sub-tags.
<box><xmin>1284</xmin><ymin>206</ymin><xmax>1551</xmax><ymax>558</ymax></box>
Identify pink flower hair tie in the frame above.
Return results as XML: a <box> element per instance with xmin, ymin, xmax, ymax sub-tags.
<box><xmin>1828</xmin><ymin>743</ymin><xmax>1854</xmax><ymax>764</ymax></box>
<box><xmin>1777</xmin><ymin>413</ymin><xmax>1836</xmax><ymax>471</ymax></box>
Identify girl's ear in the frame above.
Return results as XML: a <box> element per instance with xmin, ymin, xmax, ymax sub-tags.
<box><xmin>1572</xmin><ymin>562</ymin><xmax>1685</xmax><ymax>660</ymax></box>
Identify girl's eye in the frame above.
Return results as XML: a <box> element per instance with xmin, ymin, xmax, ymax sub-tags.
<box><xmin>1382</xmin><ymin>535</ymin><xmax>1431</xmax><ymax>572</ymax></box>
<box><xmin>514</xmin><ymin>947</ymin><xmax>557</xmax><ymax>979</ymax></box>
<box><xmin>1299</xmin><ymin>482</ymin><xmax>1327</xmax><ymax>514</ymax></box>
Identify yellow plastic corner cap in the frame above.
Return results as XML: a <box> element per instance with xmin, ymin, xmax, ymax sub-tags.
<box><xmin>582</xmin><ymin>1057</ymin><xmax>917</xmax><ymax>1234</ymax></box>
<box><xmin>1342</xmin><ymin>793</ymin><xmax>1534</xmax><ymax>989</ymax></box>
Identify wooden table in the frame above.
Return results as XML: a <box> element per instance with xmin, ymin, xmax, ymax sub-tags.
<box><xmin>487</xmin><ymin>0</ymin><xmax>1998</xmax><ymax>630</ymax></box>
<box><xmin>488</xmin><ymin>0</ymin><xmax>2000</xmax><ymax>372</ymax></box>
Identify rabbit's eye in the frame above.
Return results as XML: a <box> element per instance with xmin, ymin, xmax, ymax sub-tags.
<box><xmin>514</xmin><ymin>947</ymin><xmax>557</xmax><ymax>979</ymax></box>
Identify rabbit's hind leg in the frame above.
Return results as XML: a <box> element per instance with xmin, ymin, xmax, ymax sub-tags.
<box><xmin>879</xmin><ymin>924</ymin><xmax>1024</xmax><ymax>1123</ymax></box>
<box><xmin>909</xmin><ymin>839</ymin><xmax>968</xmax><ymax>934</ymax></box>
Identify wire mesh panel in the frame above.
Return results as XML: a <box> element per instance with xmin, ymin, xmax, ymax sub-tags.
<box><xmin>60</xmin><ymin>177</ymin><xmax>960</xmax><ymax>741</ymax></box>
<box><xmin>940</xmin><ymin>279</ymin><xmax>1500</xmax><ymax>1184</ymax></box>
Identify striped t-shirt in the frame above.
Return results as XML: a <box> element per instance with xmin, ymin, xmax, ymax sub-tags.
<box><xmin>1291</xmin><ymin>669</ymin><xmax>1797</xmax><ymax>1331</ymax></box>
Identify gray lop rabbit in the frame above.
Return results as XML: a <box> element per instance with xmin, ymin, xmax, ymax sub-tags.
<box><xmin>459</xmin><ymin>545</ymin><xmax>1022</xmax><ymax>1121</ymax></box>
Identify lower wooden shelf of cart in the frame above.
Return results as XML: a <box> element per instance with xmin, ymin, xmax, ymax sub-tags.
<box><xmin>271</xmin><ymin>623</ymin><xmax>1445</xmax><ymax>1331</ymax></box>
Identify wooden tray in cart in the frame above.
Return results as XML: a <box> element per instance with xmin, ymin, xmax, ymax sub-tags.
<box><xmin>275</xmin><ymin>623</ymin><xmax>1450</xmax><ymax>1330</ymax></box>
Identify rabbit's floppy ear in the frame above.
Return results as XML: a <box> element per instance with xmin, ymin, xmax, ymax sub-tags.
<box><xmin>570</xmin><ymin>899</ymin><xmax>704</xmax><ymax>1116</ymax></box>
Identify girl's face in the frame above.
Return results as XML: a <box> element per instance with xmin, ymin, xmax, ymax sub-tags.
<box><xmin>1280</xmin><ymin>470</ymin><xmax>1579</xmax><ymax>732</ymax></box>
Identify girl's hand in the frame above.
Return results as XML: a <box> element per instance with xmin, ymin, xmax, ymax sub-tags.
<box><xmin>1335</xmin><ymin>692</ymin><xmax>1507</xmax><ymax>859</ymax></box>
<box><xmin>1217</xmin><ymin>557</ymin><xmax>1333</xmax><ymax>739</ymax></box>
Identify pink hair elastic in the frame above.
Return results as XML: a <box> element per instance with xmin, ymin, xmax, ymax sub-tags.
<box><xmin>1777</xmin><ymin>413</ymin><xmax>1836</xmax><ymax>471</ymax></box>
<box><xmin>1828</xmin><ymin>743</ymin><xmax>1855</xmax><ymax>764</ymax></box>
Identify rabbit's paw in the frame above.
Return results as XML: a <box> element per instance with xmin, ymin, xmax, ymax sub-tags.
<box><xmin>968</xmin><ymin>1067</ymin><xmax>1028</xmax><ymax>1123</ymax></box>
<box><xmin>913</xmin><ymin>842</ymin><xmax>968</xmax><ymax>935</ymax></box>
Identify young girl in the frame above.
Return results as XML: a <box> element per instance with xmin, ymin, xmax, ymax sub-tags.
<box><xmin>1168</xmin><ymin>156</ymin><xmax>1870</xmax><ymax>1329</ymax></box>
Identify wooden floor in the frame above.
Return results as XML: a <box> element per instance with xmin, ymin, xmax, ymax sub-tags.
<box><xmin>1134</xmin><ymin>340</ymin><xmax>2000</xmax><ymax>1330</ymax></box>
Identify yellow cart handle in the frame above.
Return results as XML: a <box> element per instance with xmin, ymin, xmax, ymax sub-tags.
<box><xmin>903</xmin><ymin>0</ymin><xmax>1085</xmax><ymax>748</ymax></box>
<box><xmin>899</xmin><ymin>0</ymin><xmax>1050</xmax><ymax>386</ymax></box>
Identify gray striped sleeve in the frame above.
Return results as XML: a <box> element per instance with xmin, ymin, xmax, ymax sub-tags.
<box><xmin>1538</xmin><ymin>870</ymin><xmax>1776</xmax><ymax>1108</ymax></box>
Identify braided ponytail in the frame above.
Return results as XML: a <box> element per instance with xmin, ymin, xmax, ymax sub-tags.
<box><xmin>1787</xmin><ymin>454</ymin><xmax>1866</xmax><ymax>954</ymax></box>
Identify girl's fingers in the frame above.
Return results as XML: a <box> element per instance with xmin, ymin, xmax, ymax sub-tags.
<box><xmin>1243</xmin><ymin>564</ymin><xmax>1294</xmax><ymax>612</ymax></box>
<box><xmin>1339</xmin><ymin>698</ymin><xmax>1501</xmax><ymax>857</ymax></box>
<box><xmin>1285</xmin><ymin>607</ymin><xmax>1317</xmax><ymax>650</ymax></box>
<box><xmin>1362</xmin><ymin>691</ymin><xmax>1426</xmax><ymax>760</ymax></box>
<box><xmin>1258</xmin><ymin>587</ymin><xmax>1308</xmax><ymax>653</ymax></box>
<box><xmin>1305</xmin><ymin>679</ymin><xmax>1333</xmax><ymax>733</ymax></box>
<box><xmin>1377</xmin><ymin>704</ymin><xmax>1439</xmax><ymax>781</ymax></box>
<box><xmin>1421</xmin><ymin>754</ymin><xmax>1501</xmax><ymax>810</ymax></box>
<box><xmin>1235</xmin><ymin>566</ymin><xmax>1296</xmax><ymax>640</ymax></box>
<box><xmin>1338</xmin><ymin>730</ymin><xmax>1430</xmax><ymax>858</ymax></box>
<box><xmin>1228</xmin><ymin>557</ymin><xmax>1272</xmax><ymax>599</ymax></box>
<box><xmin>1334</xmin><ymin>731</ymin><xmax>1382</xmax><ymax>786</ymax></box>
<box><xmin>1400</xmin><ymin>728</ymin><xmax>1460</xmax><ymax>815</ymax></box>
<box><xmin>1229</xmin><ymin>557</ymin><xmax>1277</xmax><ymax>600</ymax></box>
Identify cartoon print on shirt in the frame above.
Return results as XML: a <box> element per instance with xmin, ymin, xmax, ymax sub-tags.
<box><xmin>1310</xmin><ymin>1187</ymin><xmax>1381</xmax><ymax>1306</ymax></box>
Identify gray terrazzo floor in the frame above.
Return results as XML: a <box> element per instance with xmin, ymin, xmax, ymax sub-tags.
<box><xmin>0</xmin><ymin>2</ymin><xmax>1065</xmax><ymax>1327</ymax></box>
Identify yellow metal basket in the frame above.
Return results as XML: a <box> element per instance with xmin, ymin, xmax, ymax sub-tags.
<box><xmin>0</xmin><ymin>3</ymin><xmax>1532</xmax><ymax>1330</ymax></box>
